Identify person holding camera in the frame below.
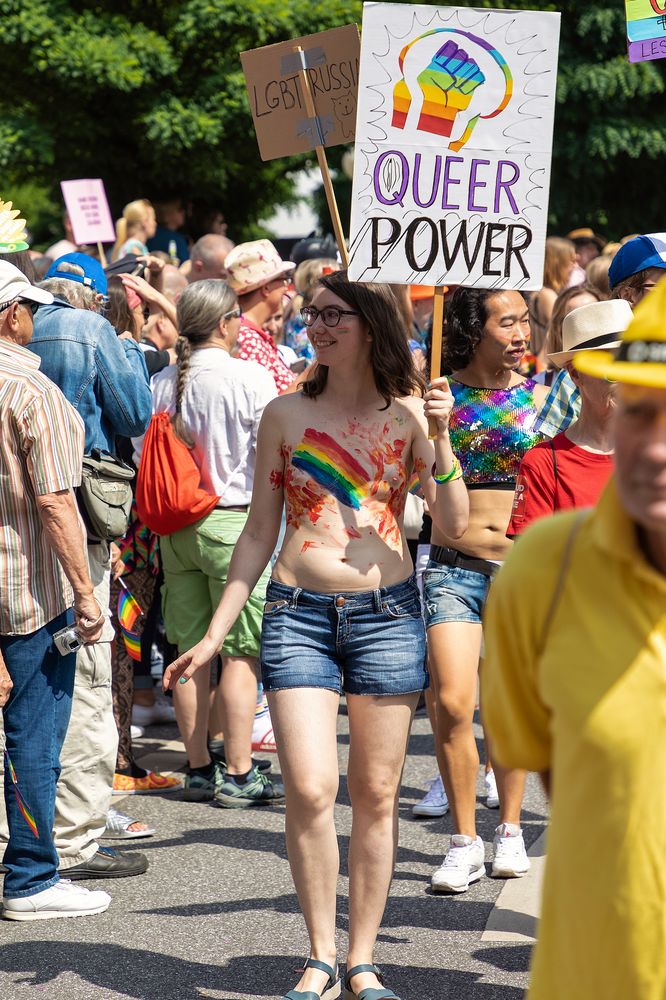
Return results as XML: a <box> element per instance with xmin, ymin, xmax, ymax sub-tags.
<box><xmin>0</xmin><ymin>261</ymin><xmax>109</xmax><ymax>919</ymax></box>
<box><xmin>25</xmin><ymin>252</ymin><xmax>153</xmax><ymax>881</ymax></box>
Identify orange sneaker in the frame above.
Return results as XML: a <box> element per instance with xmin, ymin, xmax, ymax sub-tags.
<box><xmin>113</xmin><ymin>771</ymin><xmax>183</xmax><ymax>796</ymax></box>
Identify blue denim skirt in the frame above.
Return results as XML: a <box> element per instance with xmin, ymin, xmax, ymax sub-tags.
<box><xmin>260</xmin><ymin>574</ymin><xmax>428</xmax><ymax>696</ymax></box>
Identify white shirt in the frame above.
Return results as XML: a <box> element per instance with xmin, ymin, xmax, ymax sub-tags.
<box><xmin>147</xmin><ymin>348</ymin><xmax>276</xmax><ymax>505</ymax></box>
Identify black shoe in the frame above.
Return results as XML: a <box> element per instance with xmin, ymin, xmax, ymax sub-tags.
<box><xmin>64</xmin><ymin>846</ymin><xmax>148</xmax><ymax>880</ymax></box>
<box><xmin>208</xmin><ymin>742</ymin><xmax>272</xmax><ymax>774</ymax></box>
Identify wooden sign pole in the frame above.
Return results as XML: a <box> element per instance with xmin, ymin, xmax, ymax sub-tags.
<box><xmin>294</xmin><ymin>46</ymin><xmax>350</xmax><ymax>269</ymax></box>
<box><xmin>428</xmin><ymin>285</ymin><xmax>446</xmax><ymax>439</ymax></box>
<box><xmin>97</xmin><ymin>241</ymin><xmax>108</xmax><ymax>268</ymax></box>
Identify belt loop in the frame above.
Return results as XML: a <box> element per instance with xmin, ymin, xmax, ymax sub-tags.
<box><xmin>373</xmin><ymin>588</ymin><xmax>383</xmax><ymax>613</ymax></box>
<box><xmin>290</xmin><ymin>587</ymin><xmax>301</xmax><ymax>611</ymax></box>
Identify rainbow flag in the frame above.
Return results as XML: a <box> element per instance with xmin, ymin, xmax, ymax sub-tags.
<box><xmin>5</xmin><ymin>750</ymin><xmax>38</xmax><ymax>839</ymax></box>
<box><xmin>117</xmin><ymin>579</ymin><xmax>143</xmax><ymax>662</ymax></box>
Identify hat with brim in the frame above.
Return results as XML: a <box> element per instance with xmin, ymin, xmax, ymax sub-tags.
<box><xmin>0</xmin><ymin>260</ymin><xmax>54</xmax><ymax>308</ymax></box>
<box><xmin>45</xmin><ymin>251</ymin><xmax>108</xmax><ymax>296</ymax></box>
<box><xmin>567</xmin><ymin>227</ymin><xmax>606</xmax><ymax>251</ymax></box>
<box><xmin>225</xmin><ymin>239</ymin><xmax>294</xmax><ymax>296</ymax></box>
<box><xmin>548</xmin><ymin>299</ymin><xmax>633</xmax><ymax>368</ymax></box>
<box><xmin>574</xmin><ymin>273</ymin><xmax>666</xmax><ymax>387</ymax></box>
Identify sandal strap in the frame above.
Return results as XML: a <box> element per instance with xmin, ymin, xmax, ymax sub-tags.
<box><xmin>346</xmin><ymin>964</ymin><xmax>381</xmax><ymax>981</ymax></box>
<box><xmin>305</xmin><ymin>958</ymin><xmax>337</xmax><ymax>980</ymax></box>
<box><xmin>283</xmin><ymin>992</ymin><xmax>321</xmax><ymax>1000</ymax></box>
<box><xmin>358</xmin><ymin>991</ymin><xmax>399</xmax><ymax>1000</ymax></box>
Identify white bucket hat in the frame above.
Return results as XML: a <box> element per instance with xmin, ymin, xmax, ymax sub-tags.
<box><xmin>225</xmin><ymin>239</ymin><xmax>294</xmax><ymax>295</ymax></box>
<box><xmin>548</xmin><ymin>299</ymin><xmax>634</xmax><ymax>368</ymax></box>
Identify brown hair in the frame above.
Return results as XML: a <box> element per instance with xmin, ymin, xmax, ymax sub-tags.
<box><xmin>301</xmin><ymin>270</ymin><xmax>426</xmax><ymax>408</ymax></box>
<box><xmin>105</xmin><ymin>276</ymin><xmax>140</xmax><ymax>338</ymax></box>
<box><xmin>585</xmin><ymin>255</ymin><xmax>612</xmax><ymax>297</ymax></box>
<box><xmin>543</xmin><ymin>237</ymin><xmax>576</xmax><ymax>292</ymax></box>
<box><xmin>544</xmin><ymin>283</ymin><xmax>605</xmax><ymax>361</ymax></box>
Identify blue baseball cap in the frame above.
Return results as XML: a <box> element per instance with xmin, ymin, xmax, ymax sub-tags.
<box><xmin>45</xmin><ymin>252</ymin><xmax>108</xmax><ymax>296</ymax></box>
<box><xmin>608</xmin><ymin>233</ymin><xmax>666</xmax><ymax>290</ymax></box>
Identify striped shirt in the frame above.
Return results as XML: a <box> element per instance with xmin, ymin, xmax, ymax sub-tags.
<box><xmin>0</xmin><ymin>339</ymin><xmax>85</xmax><ymax>635</ymax></box>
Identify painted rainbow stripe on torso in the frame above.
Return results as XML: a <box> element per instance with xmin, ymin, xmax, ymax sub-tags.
<box><xmin>291</xmin><ymin>429</ymin><xmax>370</xmax><ymax>510</ymax></box>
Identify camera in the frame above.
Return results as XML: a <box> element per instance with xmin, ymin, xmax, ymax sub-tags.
<box><xmin>53</xmin><ymin>625</ymin><xmax>82</xmax><ymax>656</ymax></box>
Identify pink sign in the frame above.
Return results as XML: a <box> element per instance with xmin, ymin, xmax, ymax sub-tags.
<box><xmin>60</xmin><ymin>178</ymin><xmax>116</xmax><ymax>245</ymax></box>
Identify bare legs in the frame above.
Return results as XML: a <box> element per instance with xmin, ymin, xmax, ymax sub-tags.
<box><xmin>428</xmin><ymin>622</ymin><xmax>482</xmax><ymax>837</ymax></box>
<box><xmin>173</xmin><ymin>656</ymin><xmax>257</xmax><ymax>773</ymax></box>
<box><xmin>267</xmin><ymin>689</ymin><xmax>417</xmax><ymax>996</ymax></box>
<box><xmin>428</xmin><ymin>624</ymin><xmax>526</xmax><ymax>835</ymax></box>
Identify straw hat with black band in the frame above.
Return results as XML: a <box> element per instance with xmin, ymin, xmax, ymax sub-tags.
<box><xmin>575</xmin><ymin>274</ymin><xmax>666</xmax><ymax>388</ymax></box>
<box><xmin>548</xmin><ymin>299</ymin><xmax>633</xmax><ymax>369</ymax></box>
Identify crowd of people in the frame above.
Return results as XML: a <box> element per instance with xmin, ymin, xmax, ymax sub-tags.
<box><xmin>0</xmin><ymin>194</ymin><xmax>664</xmax><ymax>1000</ymax></box>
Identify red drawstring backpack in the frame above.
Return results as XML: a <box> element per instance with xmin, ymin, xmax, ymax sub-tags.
<box><xmin>135</xmin><ymin>412</ymin><xmax>220</xmax><ymax>536</ymax></box>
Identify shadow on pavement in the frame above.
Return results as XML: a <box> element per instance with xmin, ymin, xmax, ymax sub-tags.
<box><xmin>0</xmin><ymin>942</ymin><xmax>527</xmax><ymax>1000</ymax></box>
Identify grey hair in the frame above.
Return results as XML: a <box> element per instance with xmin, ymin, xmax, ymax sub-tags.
<box><xmin>40</xmin><ymin>262</ymin><xmax>104</xmax><ymax>312</ymax></box>
<box><xmin>172</xmin><ymin>280</ymin><xmax>239</xmax><ymax>446</ymax></box>
<box><xmin>176</xmin><ymin>279</ymin><xmax>237</xmax><ymax>344</ymax></box>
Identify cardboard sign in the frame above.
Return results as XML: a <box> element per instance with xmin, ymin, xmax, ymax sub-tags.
<box><xmin>60</xmin><ymin>179</ymin><xmax>116</xmax><ymax>246</ymax></box>
<box><xmin>625</xmin><ymin>0</ymin><xmax>666</xmax><ymax>63</ymax></box>
<box><xmin>348</xmin><ymin>4</ymin><xmax>560</xmax><ymax>291</ymax></box>
<box><xmin>241</xmin><ymin>24</ymin><xmax>361</xmax><ymax>161</ymax></box>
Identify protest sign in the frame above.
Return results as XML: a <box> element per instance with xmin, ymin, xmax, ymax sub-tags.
<box><xmin>625</xmin><ymin>0</ymin><xmax>666</xmax><ymax>63</ymax></box>
<box><xmin>60</xmin><ymin>179</ymin><xmax>115</xmax><ymax>248</ymax></box>
<box><xmin>347</xmin><ymin>4</ymin><xmax>561</xmax><ymax>291</ymax></box>
<box><xmin>241</xmin><ymin>25</ymin><xmax>361</xmax><ymax>161</ymax></box>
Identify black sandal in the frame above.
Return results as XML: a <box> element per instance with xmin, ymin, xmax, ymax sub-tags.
<box><xmin>283</xmin><ymin>958</ymin><xmax>341</xmax><ymax>1000</ymax></box>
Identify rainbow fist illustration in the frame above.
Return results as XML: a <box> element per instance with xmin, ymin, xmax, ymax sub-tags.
<box><xmin>394</xmin><ymin>40</ymin><xmax>485</xmax><ymax>139</ymax></box>
<box><xmin>391</xmin><ymin>29</ymin><xmax>513</xmax><ymax>152</ymax></box>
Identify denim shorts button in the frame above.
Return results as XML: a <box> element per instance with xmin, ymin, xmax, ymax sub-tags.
<box><xmin>335</xmin><ymin>596</ymin><xmax>346</xmax><ymax>607</ymax></box>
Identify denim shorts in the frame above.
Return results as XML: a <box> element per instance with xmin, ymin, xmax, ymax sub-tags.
<box><xmin>423</xmin><ymin>559</ymin><xmax>492</xmax><ymax>627</ymax></box>
<box><xmin>260</xmin><ymin>574</ymin><xmax>428</xmax><ymax>696</ymax></box>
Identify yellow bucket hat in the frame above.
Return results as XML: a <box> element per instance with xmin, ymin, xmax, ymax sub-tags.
<box><xmin>574</xmin><ymin>275</ymin><xmax>666</xmax><ymax>388</ymax></box>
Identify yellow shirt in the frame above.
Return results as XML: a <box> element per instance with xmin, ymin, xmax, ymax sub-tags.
<box><xmin>483</xmin><ymin>479</ymin><xmax>666</xmax><ymax>1000</ymax></box>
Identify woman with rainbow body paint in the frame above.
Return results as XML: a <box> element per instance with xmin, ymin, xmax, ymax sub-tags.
<box><xmin>422</xmin><ymin>286</ymin><xmax>547</xmax><ymax>895</ymax></box>
<box><xmin>164</xmin><ymin>269</ymin><xmax>468</xmax><ymax>1000</ymax></box>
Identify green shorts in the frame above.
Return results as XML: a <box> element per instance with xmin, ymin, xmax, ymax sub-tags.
<box><xmin>160</xmin><ymin>509</ymin><xmax>270</xmax><ymax>657</ymax></box>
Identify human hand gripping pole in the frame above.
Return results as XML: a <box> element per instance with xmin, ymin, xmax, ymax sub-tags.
<box><xmin>424</xmin><ymin>376</ymin><xmax>454</xmax><ymax>433</ymax></box>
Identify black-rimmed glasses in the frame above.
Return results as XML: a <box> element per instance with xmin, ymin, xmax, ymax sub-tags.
<box><xmin>301</xmin><ymin>305</ymin><xmax>359</xmax><ymax>328</ymax></box>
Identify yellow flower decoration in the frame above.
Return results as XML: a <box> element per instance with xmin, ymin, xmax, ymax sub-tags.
<box><xmin>0</xmin><ymin>199</ymin><xmax>29</xmax><ymax>252</ymax></box>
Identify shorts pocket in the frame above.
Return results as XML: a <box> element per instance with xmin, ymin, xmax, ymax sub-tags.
<box><xmin>382</xmin><ymin>595</ymin><xmax>422</xmax><ymax>620</ymax></box>
<box><xmin>263</xmin><ymin>599</ymin><xmax>290</xmax><ymax>616</ymax></box>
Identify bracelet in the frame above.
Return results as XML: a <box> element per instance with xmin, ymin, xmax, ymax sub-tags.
<box><xmin>74</xmin><ymin>610</ymin><xmax>105</xmax><ymax>627</ymax></box>
<box><xmin>432</xmin><ymin>457</ymin><xmax>463</xmax><ymax>484</ymax></box>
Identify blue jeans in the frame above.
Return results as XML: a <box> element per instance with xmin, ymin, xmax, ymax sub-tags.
<box><xmin>1</xmin><ymin>611</ymin><xmax>76</xmax><ymax>898</ymax></box>
<box><xmin>261</xmin><ymin>574</ymin><xmax>428</xmax><ymax>696</ymax></box>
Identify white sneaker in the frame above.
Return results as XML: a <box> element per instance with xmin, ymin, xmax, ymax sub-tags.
<box><xmin>130</xmin><ymin>724</ymin><xmax>144</xmax><ymax>740</ymax></box>
<box><xmin>491</xmin><ymin>823</ymin><xmax>530</xmax><ymax>878</ymax></box>
<box><xmin>431</xmin><ymin>835</ymin><xmax>485</xmax><ymax>893</ymax></box>
<box><xmin>2</xmin><ymin>879</ymin><xmax>111</xmax><ymax>921</ymax></box>
<box><xmin>412</xmin><ymin>775</ymin><xmax>449</xmax><ymax>817</ymax></box>
<box><xmin>485</xmin><ymin>769</ymin><xmax>500</xmax><ymax>808</ymax></box>
<box><xmin>132</xmin><ymin>692</ymin><xmax>176</xmax><ymax>727</ymax></box>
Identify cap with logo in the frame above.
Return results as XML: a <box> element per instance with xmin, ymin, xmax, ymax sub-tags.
<box><xmin>575</xmin><ymin>274</ymin><xmax>666</xmax><ymax>388</ymax></box>
<box><xmin>0</xmin><ymin>260</ymin><xmax>54</xmax><ymax>310</ymax></box>
<box><xmin>607</xmin><ymin>233</ymin><xmax>666</xmax><ymax>290</ymax></box>
<box><xmin>225</xmin><ymin>240</ymin><xmax>294</xmax><ymax>296</ymax></box>
<box><xmin>548</xmin><ymin>299</ymin><xmax>633</xmax><ymax>368</ymax></box>
<box><xmin>45</xmin><ymin>252</ymin><xmax>108</xmax><ymax>297</ymax></box>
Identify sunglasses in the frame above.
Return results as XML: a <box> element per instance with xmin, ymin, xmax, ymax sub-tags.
<box><xmin>301</xmin><ymin>305</ymin><xmax>359</xmax><ymax>328</ymax></box>
<box><xmin>223</xmin><ymin>306</ymin><xmax>241</xmax><ymax>320</ymax></box>
<box><xmin>0</xmin><ymin>297</ymin><xmax>40</xmax><ymax>317</ymax></box>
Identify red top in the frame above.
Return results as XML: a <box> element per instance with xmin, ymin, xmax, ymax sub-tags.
<box><xmin>237</xmin><ymin>315</ymin><xmax>295</xmax><ymax>395</ymax></box>
<box><xmin>508</xmin><ymin>432</ymin><xmax>613</xmax><ymax>537</ymax></box>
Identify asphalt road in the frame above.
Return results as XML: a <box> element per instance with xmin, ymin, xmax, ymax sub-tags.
<box><xmin>0</xmin><ymin>707</ymin><xmax>548</xmax><ymax>1000</ymax></box>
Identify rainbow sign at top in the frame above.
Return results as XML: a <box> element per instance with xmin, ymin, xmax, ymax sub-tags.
<box><xmin>625</xmin><ymin>0</ymin><xmax>666</xmax><ymax>63</ymax></box>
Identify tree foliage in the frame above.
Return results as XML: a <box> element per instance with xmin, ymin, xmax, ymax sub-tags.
<box><xmin>0</xmin><ymin>0</ymin><xmax>663</xmax><ymax>243</ymax></box>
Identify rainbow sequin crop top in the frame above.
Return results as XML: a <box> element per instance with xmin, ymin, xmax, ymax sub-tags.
<box><xmin>449</xmin><ymin>378</ymin><xmax>543</xmax><ymax>487</ymax></box>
